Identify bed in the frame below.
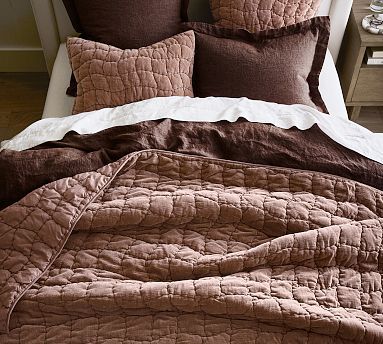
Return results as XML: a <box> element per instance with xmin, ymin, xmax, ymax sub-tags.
<box><xmin>2</xmin><ymin>0</ymin><xmax>383</xmax><ymax>343</ymax></box>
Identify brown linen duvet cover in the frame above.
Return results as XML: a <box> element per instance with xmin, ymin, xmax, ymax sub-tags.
<box><xmin>1</xmin><ymin>120</ymin><xmax>383</xmax><ymax>343</ymax></box>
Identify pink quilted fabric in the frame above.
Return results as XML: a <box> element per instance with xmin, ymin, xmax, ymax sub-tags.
<box><xmin>1</xmin><ymin>150</ymin><xmax>383</xmax><ymax>342</ymax></box>
<box><xmin>209</xmin><ymin>0</ymin><xmax>321</xmax><ymax>31</ymax></box>
<box><xmin>67</xmin><ymin>31</ymin><xmax>195</xmax><ymax>114</ymax></box>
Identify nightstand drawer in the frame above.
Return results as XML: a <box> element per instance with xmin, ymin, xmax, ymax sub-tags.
<box><xmin>352</xmin><ymin>67</ymin><xmax>383</xmax><ymax>102</ymax></box>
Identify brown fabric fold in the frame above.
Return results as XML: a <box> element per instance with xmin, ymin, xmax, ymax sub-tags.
<box><xmin>1</xmin><ymin>120</ymin><xmax>382</xmax><ymax>211</ymax></box>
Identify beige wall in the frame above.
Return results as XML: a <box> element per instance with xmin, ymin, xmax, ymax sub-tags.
<box><xmin>0</xmin><ymin>0</ymin><xmax>46</xmax><ymax>72</ymax></box>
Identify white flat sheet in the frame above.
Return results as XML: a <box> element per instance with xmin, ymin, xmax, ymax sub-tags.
<box><xmin>4</xmin><ymin>96</ymin><xmax>383</xmax><ymax>165</ymax></box>
<box><xmin>42</xmin><ymin>44</ymin><xmax>349</xmax><ymax>119</ymax></box>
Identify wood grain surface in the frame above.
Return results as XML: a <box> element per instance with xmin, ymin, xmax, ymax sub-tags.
<box><xmin>0</xmin><ymin>73</ymin><xmax>48</xmax><ymax>142</ymax></box>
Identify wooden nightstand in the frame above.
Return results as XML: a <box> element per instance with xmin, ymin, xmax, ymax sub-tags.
<box><xmin>337</xmin><ymin>0</ymin><xmax>383</xmax><ymax>120</ymax></box>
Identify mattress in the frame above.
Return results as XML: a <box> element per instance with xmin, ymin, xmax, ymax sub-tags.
<box><xmin>42</xmin><ymin>43</ymin><xmax>349</xmax><ymax>119</ymax></box>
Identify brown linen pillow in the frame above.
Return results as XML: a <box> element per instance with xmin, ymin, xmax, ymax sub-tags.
<box><xmin>63</xmin><ymin>0</ymin><xmax>189</xmax><ymax>48</ymax></box>
<box><xmin>209</xmin><ymin>0</ymin><xmax>321</xmax><ymax>31</ymax></box>
<box><xmin>67</xmin><ymin>31</ymin><xmax>195</xmax><ymax>114</ymax></box>
<box><xmin>183</xmin><ymin>17</ymin><xmax>329</xmax><ymax>112</ymax></box>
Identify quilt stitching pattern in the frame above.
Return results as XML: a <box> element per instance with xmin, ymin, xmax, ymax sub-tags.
<box><xmin>67</xmin><ymin>31</ymin><xmax>195</xmax><ymax>114</ymax></box>
<box><xmin>1</xmin><ymin>150</ymin><xmax>383</xmax><ymax>342</ymax></box>
<box><xmin>210</xmin><ymin>0</ymin><xmax>321</xmax><ymax>31</ymax></box>
<box><xmin>0</xmin><ymin>157</ymin><xmax>129</xmax><ymax>334</ymax></box>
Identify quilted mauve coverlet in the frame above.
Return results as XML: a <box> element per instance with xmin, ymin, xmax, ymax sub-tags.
<box><xmin>1</xmin><ymin>150</ymin><xmax>383</xmax><ymax>342</ymax></box>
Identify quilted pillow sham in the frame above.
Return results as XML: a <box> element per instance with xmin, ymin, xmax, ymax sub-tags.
<box><xmin>209</xmin><ymin>0</ymin><xmax>321</xmax><ymax>31</ymax></box>
<box><xmin>184</xmin><ymin>17</ymin><xmax>329</xmax><ymax>113</ymax></box>
<box><xmin>67</xmin><ymin>31</ymin><xmax>195</xmax><ymax>114</ymax></box>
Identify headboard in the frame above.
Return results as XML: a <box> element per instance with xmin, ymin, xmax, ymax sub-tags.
<box><xmin>30</xmin><ymin>0</ymin><xmax>353</xmax><ymax>75</ymax></box>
